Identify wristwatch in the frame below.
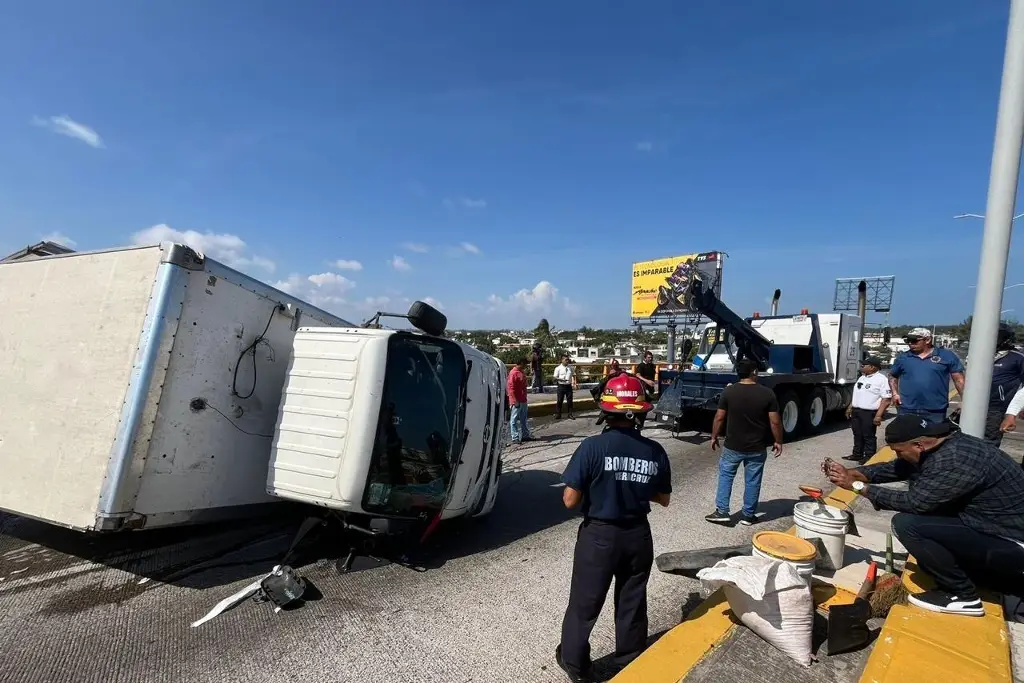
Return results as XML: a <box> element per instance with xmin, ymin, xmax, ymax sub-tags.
<box><xmin>852</xmin><ymin>481</ymin><xmax>866</xmax><ymax>494</ymax></box>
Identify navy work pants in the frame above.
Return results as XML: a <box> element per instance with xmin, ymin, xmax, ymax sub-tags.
<box><xmin>850</xmin><ymin>408</ymin><xmax>878</xmax><ymax>460</ymax></box>
<box><xmin>984</xmin><ymin>407</ymin><xmax>1007</xmax><ymax>448</ymax></box>
<box><xmin>560</xmin><ymin>519</ymin><xmax>654</xmax><ymax>678</ymax></box>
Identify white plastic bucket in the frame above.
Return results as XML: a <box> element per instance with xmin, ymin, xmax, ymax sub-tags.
<box><xmin>793</xmin><ymin>501</ymin><xmax>849</xmax><ymax>571</ymax></box>
<box><xmin>751</xmin><ymin>545</ymin><xmax>816</xmax><ymax>585</ymax></box>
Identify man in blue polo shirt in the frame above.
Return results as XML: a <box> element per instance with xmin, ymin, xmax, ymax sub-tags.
<box><xmin>889</xmin><ymin>327</ymin><xmax>965</xmax><ymax>424</ymax></box>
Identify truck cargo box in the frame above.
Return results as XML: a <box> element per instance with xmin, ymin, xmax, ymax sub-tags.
<box><xmin>0</xmin><ymin>242</ymin><xmax>352</xmax><ymax>532</ymax></box>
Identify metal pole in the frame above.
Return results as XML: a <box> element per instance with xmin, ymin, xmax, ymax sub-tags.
<box><xmin>666</xmin><ymin>324</ymin><xmax>677</xmax><ymax>366</ymax></box>
<box><xmin>962</xmin><ymin>0</ymin><xmax>1024</xmax><ymax>436</ymax></box>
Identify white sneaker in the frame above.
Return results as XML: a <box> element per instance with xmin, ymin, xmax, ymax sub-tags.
<box><xmin>908</xmin><ymin>590</ymin><xmax>985</xmax><ymax>616</ymax></box>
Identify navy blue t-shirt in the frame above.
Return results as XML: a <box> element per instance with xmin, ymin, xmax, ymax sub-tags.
<box><xmin>991</xmin><ymin>349</ymin><xmax>1024</xmax><ymax>409</ymax></box>
<box><xmin>890</xmin><ymin>347</ymin><xmax>964</xmax><ymax>412</ymax></box>
<box><xmin>562</xmin><ymin>428</ymin><xmax>672</xmax><ymax>522</ymax></box>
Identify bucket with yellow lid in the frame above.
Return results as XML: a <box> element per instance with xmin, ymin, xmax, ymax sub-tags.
<box><xmin>751</xmin><ymin>531</ymin><xmax>817</xmax><ymax>584</ymax></box>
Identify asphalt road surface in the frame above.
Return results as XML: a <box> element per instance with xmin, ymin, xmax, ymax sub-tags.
<box><xmin>0</xmin><ymin>410</ymin><xmax>1010</xmax><ymax>683</ymax></box>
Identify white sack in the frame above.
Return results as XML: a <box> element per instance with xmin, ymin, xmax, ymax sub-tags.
<box><xmin>697</xmin><ymin>555</ymin><xmax>814</xmax><ymax>667</ymax></box>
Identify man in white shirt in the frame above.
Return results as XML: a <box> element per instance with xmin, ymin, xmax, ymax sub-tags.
<box><xmin>845</xmin><ymin>356</ymin><xmax>892</xmax><ymax>462</ymax></box>
<box><xmin>553</xmin><ymin>355</ymin><xmax>578</xmax><ymax>420</ymax></box>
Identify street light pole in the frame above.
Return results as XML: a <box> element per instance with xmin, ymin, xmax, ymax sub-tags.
<box><xmin>962</xmin><ymin>0</ymin><xmax>1024</xmax><ymax>437</ymax></box>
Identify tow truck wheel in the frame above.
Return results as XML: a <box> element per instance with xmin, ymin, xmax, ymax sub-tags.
<box><xmin>777</xmin><ymin>390</ymin><xmax>800</xmax><ymax>438</ymax></box>
<box><xmin>799</xmin><ymin>387</ymin><xmax>826</xmax><ymax>434</ymax></box>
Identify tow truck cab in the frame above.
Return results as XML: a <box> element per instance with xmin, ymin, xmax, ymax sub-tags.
<box><xmin>265</xmin><ymin>304</ymin><xmax>507</xmax><ymax>533</ymax></box>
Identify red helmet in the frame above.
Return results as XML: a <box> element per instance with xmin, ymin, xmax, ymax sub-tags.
<box><xmin>599</xmin><ymin>373</ymin><xmax>653</xmax><ymax>416</ymax></box>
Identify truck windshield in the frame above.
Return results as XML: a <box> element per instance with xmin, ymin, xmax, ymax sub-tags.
<box><xmin>363</xmin><ymin>334</ymin><xmax>467</xmax><ymax>518</ymax></box>
<box><xmin>697</xmin><ymin>326</ymin><xmax>737</xmax><ymax>358</ymax></box>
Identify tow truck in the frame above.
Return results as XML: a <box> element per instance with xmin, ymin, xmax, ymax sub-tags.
<box><xmin>652</xmin><ymin>280</ymin><xmax>863</xmax><ymax>438</ymax></box>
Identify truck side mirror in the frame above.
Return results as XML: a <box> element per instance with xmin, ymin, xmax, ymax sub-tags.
<box><xmin>681</xmin><ymin>339</ymin><xmax>694</xmax><ymax>356</ymax></box>
<box><xmin>883</xmin><ymin>327</ymin><xmax>891</xmax><ymax>344</ymax></box>
<box><xmin>408</xmin><ymin>301</ymin><xmax>448</xmax><ymax>337</ymax></box>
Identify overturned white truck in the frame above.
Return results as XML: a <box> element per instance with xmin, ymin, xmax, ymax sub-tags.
<box><xmin>0</xmin><ymin>242</ymin><xmax>506</xmax><ymax>534</ymax></box>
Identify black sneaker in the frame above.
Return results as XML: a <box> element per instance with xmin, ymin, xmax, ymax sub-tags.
<box><xmin>908</xmin><ymin>590</ymin><xmax>985</xmax><ymax>616</ymax></box>
<box><xmin>554</xmin><ymin>645</ymin><xmax>592</xmax><ymax>683</ymax></box>
<box><xmin>842</xmin><ymin>454</ymin><xmax>863</xmax><ymax>461</ymax></box>
<box><xmin>705</xmin><ymin>510</ymin><xmax>731</xmax><ymax>525</ymax></box>
<box><xmin>738</xmin><ymin>514</ymin><xmax>761</xmax><ymax>526</ymax></box>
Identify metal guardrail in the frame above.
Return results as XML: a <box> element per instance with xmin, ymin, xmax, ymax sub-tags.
<box><xmin>503</xmin><ymin>362</ymin><xmax>687</xmax><ymax>384</ymax></box>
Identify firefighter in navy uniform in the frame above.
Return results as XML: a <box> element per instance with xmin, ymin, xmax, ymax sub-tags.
<box><xmin>556</xmin><ymin>373</ymin><xmax>672</xmax><ymax>683</ymax></box>
<box><xmin>985</xmin><ymin>324</ymin><xmax>1024</xmax><ymax>447</ymax></box>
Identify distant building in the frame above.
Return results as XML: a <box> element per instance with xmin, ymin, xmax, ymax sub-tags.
<box><xmin>1</xmin><ymin>240</ymin><xmax>75</xmax><ymax>263</ymax></box>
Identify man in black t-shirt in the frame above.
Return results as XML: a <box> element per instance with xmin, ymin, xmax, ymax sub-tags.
<box><xmin>705</xmin><ymin>359</ymin><xmax>784</xmax><ymax>526</ymax></box>
<box><xmin>635</xmin><ymin>351</ymin><xmax>657</xmax><ymax>397</ymax></box>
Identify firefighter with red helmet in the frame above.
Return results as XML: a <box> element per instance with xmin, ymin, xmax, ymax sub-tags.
<box><xmin>555</xmin><ymin>373</ymin><xmax>673</xmax><ymax>683</ymax></box>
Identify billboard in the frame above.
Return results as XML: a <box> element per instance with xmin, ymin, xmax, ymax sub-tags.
<box><xmin>631</xmin><ymin>251</ymin><xmax>723</xmax><ymax>319</ymax></box>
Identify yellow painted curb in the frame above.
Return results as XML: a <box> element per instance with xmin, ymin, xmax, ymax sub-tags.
<box><xmin>611</xmin><ymin>591</ymin><xmax>736</xmax><ymax>683</ymax></box>
<box><xmin>859</xmin><ymin>599</ymin><xmax>1012</xmax><ymax>683</ymax></box>
<box><xmin>612</xmin><ymin>446</ymin><xmax>898</xmax><ymax>683</ymax></box>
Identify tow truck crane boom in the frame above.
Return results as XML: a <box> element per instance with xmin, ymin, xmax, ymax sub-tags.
<box><xmin>688</xmin><ymin>278</ymin><xmax>771</xmax><ymax>370</ymax></box>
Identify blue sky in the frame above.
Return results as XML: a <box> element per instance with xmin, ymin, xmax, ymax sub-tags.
<box><xmin>0</xmin><ymin>1</ymin><xmax>1020</xmax><ymax>330</ymax></box>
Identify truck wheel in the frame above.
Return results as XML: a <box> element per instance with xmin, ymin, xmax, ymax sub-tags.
<box><xmin>777</xmin><ymin>390</ymin><xmax>801</xmax><ymax>438</ymax></box>
<box><xmin>799</xmin><ymin>388</ymin><xmax>827</xmax><ymax>434</ymax></box>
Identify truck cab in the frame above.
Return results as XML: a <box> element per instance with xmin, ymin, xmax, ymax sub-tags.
<box><xmin>266</xmin><ymin>304</ymin><xmax>507</xmax><ymax>535</ymax></box>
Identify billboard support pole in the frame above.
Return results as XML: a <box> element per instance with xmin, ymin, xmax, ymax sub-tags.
<box><xmin>962</xmin><ymin>0</ymin><xmax>1024</xmax><ymax>437</ymax></box>
<box><xmin>667</xmin><ymin>324</ymin><xmax>677</xmax><ymax>366</ymax></box>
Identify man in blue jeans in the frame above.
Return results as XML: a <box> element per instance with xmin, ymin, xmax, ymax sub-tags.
<box><xmin>888</xmin><ymin>327</ymin><xmax>965</xmax><ymax>424</ymax></box>
<box><xmin>705</xmin><ymin>358</ymin><xmax>784</xmax><ymax>526</ymax></box>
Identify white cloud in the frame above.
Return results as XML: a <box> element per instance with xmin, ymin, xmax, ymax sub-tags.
<box><xmin>363</xmin><ymin>296</ymin><xmax>392</xmax><ymax>309</ymax></box>
<box><xmin>484</xmin><ymin>281</ymin><xmax>581</xmax><ymax>316</ymax></box>
<box><xmin>400</xmin><ymin>242</ymin><xmax>430</xmax><ymax>253</ymax></box>
<box><xmin>272</xmin><ymin>274</ymin><xmax>304</xmax><ymax>295</ymax></box>
<box><xmin>443</xmin><ymin>242</ymin><xmax>484</xmax><ymax>257</ymax></box>
<box><xmin>390</xmin><ymin>255</ymin><xmax>412</xmax><ymax>272</ymax></box>
<box><xmin>443</xmin><ymin>197</ymin><xmax>487</xmax><ymax>209</ymax></box>
<box><xmin>41</xmin><ymin>232</ymin><xmax>76</xmax><ymax>248</ymax></box>
<box><xmin>272</xmin><ymin>271</ymin><xmax>357</xmax><ymax>312</ymax></box>
<box><xmin>32</xmin><ymin>115</ymin><xmax>104</xmax><ymax>148</ymax></box>
<box><xmin>308</xmin><ymin>272</ymin><xmax>355</xmax><ymax>290</ymax></box>
<box><xmin>422</xmin><ymin>296</ymin><xmax>445</xmax><ymax>311</ymax></box>
<box><xmin>635</xmin><ymin>141</ymin><xmax>654</xmax><ymax>152</ymax></box>
<box><xmin>131</xmin><ymin>224</ymin><xmax>276</xmax><ymax>273</ymax></box>
<box><xmin>332</xmin><ymin>259</ymin><xmax>363</xmax><ymax>271</ymax></box>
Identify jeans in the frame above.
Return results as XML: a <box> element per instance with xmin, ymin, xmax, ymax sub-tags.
<box><xmin>715</xmin><ymin>448</ymin><xmax>767</xmax><ymax>517</ymax></box>
<box><xmin>896</xmin><ymin>407</ymin><xmax>947</xmax><ymax>424</ymax></box>
<box><xmin>509</xmin><ymin>403</ymin><xmax>530</xmax><ymax>442</ymax></box>
<box><xmin>891</xmin><ymin>513</ymin><xmax>1024</xmax><ymax>597</ymax></box>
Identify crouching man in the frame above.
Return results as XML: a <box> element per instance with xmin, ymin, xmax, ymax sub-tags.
<box><xmin>825</xmin><ymin>414</ymin><xmax>1024</xmax><ymax>616</ymax></box>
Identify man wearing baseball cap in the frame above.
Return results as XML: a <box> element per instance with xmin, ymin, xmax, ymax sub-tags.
<box><xmin>888</xmin><ymin>327</ymin><xmax>965</xmax><ymax>424</ymax></box>
<box><xmin>825</xmin><ymin>414</ymin><xmax>1024</xmax><ymax>616</ymax></box>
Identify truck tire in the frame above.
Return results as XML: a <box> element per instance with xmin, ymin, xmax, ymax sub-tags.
<box><xmin>777</xmin><ymin>390</ymin><xmax>801</xmax><ymax>439</ymax></box>
<box><xmin>799</xmin><ymin>387</ymin><xmax>827</xmax><ymax>435</ymax></box>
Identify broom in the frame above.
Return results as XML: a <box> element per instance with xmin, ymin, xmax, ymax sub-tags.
<box><xmin>869</xmin><ymin>533</ymin><xmax>909</xmax><ymax>618</ymax></box>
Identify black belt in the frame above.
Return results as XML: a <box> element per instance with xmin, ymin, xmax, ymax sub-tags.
<box><xmin>584</xmin><ymin>517</ymin><xmax>649</xmax><ymax>528</ymax></box>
